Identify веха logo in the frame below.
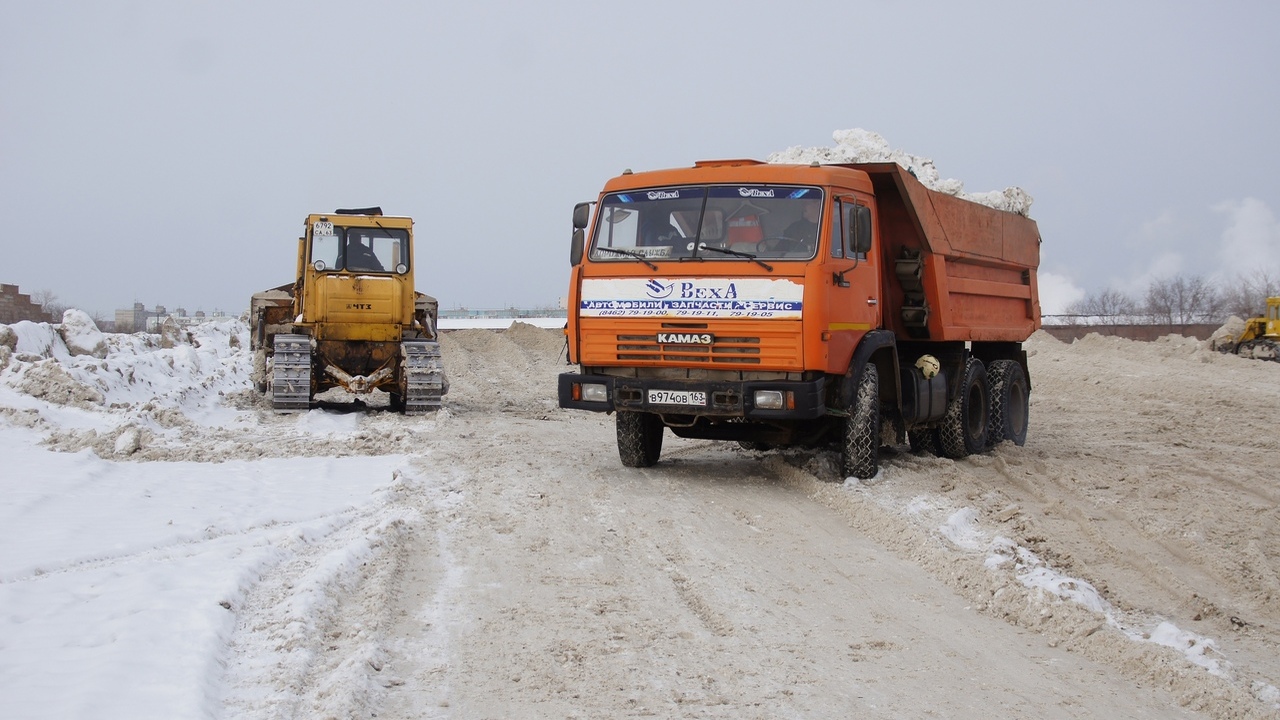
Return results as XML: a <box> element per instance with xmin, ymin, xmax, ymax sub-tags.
<box><xmin>645</xmin><ymin>279</ymin><xmax>674</xmax><ymax>299</ymax></box>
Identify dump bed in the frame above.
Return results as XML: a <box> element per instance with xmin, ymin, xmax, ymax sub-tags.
<box><xmin>852</xmin><ymin>162</ymin><xmax>1041</xmax><ymax>343</ymax></box>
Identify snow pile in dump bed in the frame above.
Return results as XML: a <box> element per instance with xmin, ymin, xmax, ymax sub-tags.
<box><xmin>769</xmin><ymin>128</ymin><xmax>1034</xmax><ymax>216</ymax></box>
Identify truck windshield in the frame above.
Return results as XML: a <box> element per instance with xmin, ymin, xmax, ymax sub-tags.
<box><xmin>589</xmin><ymin>185</ymin><xmax>823</xmax><ymax>263</ymax></box>
<box><xmin>310</xmin><ymin>224</ymin><xmax>409</xmax><ymax>273</ymax></box>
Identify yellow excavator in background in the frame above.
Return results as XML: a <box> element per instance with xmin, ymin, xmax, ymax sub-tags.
<box><xmin>1214</xmin><ymin>296</ymin><xmax>1280</xmax><ymax>362</ymax></box>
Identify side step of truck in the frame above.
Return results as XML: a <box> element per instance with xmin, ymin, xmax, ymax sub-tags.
<box><xmin>271</xmin><ymin>334</ymin><xmax>313</xmax><ymax>412</ymax></box>
<box><xmin>402</xmin><ymin>340</ymin><xmax>445</xmax><ymax>414</ymax></box>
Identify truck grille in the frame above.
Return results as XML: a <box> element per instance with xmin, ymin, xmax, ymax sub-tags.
<box><xmin>580</xmin><ymin>320</ymin><xmax>803</xmax><ymax>369</ymax></box>
<box><xmin>617</xmin><ymin>333</ymin><xmax>761</xmax><ymax>363</ymax></box>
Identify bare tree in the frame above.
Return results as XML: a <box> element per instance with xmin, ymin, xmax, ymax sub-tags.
<box><xmin>1062</xmin><ymin>288</ymin><xmax>1138</xmax><ymax>326</ymax></box>
<box><xmin>1143</xmin><ymin>275</ymin><xmax>1221</xmax><ymax>330</ymax></box>
<box><xmin>30</xmin><ymin>289</ymin><xmax>68</xmax><ymax>321</ymax></box>
<box><xmin>1092</xmin><ymin>288</ymin><xmax>1137</xmax><ymax>325</ymax></box>
<box><xmin>1058</xmin><ymin>297</ymin><xmax>1086</xmax><ymax>326</ymax></box>
<box><xmin>90</xmin><ymin>311</ymin><xmax>115</xmax><ymax>331</ymax></box>
<box><xmin>1220</xmin><ymin>270</ymin><xmax>1279</xmax><ymax>319</ymax></box>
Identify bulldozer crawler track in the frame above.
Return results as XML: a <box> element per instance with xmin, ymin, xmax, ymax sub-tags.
<box><xmin>402</xmin><ymin>340</ymin><xmax>445</xmax><ymax>414</ymax></box>
<box><xmin>1238</xmin><ymin>338</ymin><xmax>1280</xmax><ymax>362</ymax></box>
<box><xmin>271</xmin><ymin>334</ymin><xmax>313</xmax><ymax>412</ymax></box>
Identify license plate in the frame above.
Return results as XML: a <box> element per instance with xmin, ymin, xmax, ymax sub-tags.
<box><xmin>648</xmin><ymin>389</ymin><xmax>706</xmax><ymax>406</ymax></box>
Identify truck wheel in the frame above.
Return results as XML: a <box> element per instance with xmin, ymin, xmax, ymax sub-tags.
<box><xmin>841</xmin><ymin>363</ymin><xmax>881</xmax><ymax>480</ymax></box>
<box><xmin>908</xmin><ymin>429</ymin><xmax>937</xmax><ymax>455</ymax></box>
<box><xmin>938</xmin><ymin>358</ymin><xmax>989</xmax><ymax>459</ymax></box>
<box><xmin>987</xmin><ymin>359</ymin><xmax>1029</xmax><ymax>446</ymax></box>
<box><xmin>617</xmin><ymin>411</ymin><xmax>663</xmax><ymax>467</ymax></box>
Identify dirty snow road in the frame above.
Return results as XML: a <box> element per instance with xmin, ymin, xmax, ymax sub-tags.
<box><xmin>367</xmin><ymin>409</ymin><xmax>1209</xmax><ymax>719</ymax></box>
<box><xmin>2</xmin><ymin>317</ymin><xmax>1278</xmax><ymax>719</ymax></box>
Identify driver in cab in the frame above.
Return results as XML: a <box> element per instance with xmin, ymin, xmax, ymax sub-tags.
<box><xmin>784</xmin><ymin>200</ymin><xmax>821</xmax><ymax>243</ymax></box>
<box><xmin>346</xmin><ymin>237</ymin><xmax>384</xmax><ymax>272</ymax></box>
<box><xmin>771</xmin><ymin>199</ymin><xmax>820</xmax><ymax>255</ymax></box>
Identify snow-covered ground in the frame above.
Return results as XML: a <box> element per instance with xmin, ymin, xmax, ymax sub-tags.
<box><xmin>2</xmin><ymin>312</ymin><xmax>1279</xmax><ymax>719</ymax></box>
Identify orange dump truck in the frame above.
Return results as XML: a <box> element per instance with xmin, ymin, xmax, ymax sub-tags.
<box><xmin>558</xmin><ymin>159</ymin><xmax>1041</xmax><ymax>478</ymax></box>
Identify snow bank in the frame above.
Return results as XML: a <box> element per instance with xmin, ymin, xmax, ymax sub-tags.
<box><xmin>0</xmin><ymin>313</ymin><xmax>424</xmax><ymax>719</ymax></box>
<box><xmin>769</xmin><ymin>128</ymin><xmax>1034</xmax><ymax>216</ymax></box>
<box><xmin>878</xmin><ymin>479</ymin><xmax>1237</xmax><ymax>682</ymax></box>
<box><xmin>0</xmin><ymin>423</ymin><xmax>410</xmax><ymax>719</ymax></box>
<box><xmin>0</xmin><ymin>315</ymin><xmax>251</xmax><ymax>431</ymax></box>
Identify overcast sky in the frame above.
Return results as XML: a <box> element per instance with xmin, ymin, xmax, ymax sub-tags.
<box><xmin>3</xmin><ymin>1</ymin><xmax>1278</xmax><ymax>317</ymax></box>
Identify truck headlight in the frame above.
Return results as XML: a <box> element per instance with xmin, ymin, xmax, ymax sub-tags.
<box><xmin>753</xmin><ymin>390</ymin><xmax>784</xmax><ymax>410</ymax></box>
<box><xmin>581</xmin><ymin>383</ymin><xmax>608</xmax><ymax>402</ymax></box>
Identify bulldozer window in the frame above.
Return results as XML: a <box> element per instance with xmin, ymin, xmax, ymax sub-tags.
<box><xmin>343</xmin><ymin>229</ymin><xmax>407</xmax><ymax>273</ymax></box>
<box><xmin>311</xmin><ymin>233</ymin><xmax>341</xmax><ymax>271</ymax></box>
<box><xmin>309</xmin><ymin>226</ymin><xmax>409</xmax><ymax>273</ymax></box>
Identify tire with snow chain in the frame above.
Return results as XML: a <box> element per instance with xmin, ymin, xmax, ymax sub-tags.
<box><xmin>938</xmin><ymin>358</ymin><xmax>989</xmax><ymax>459</ymax></box>
<box><xmin>617</xmin><ymin>411</ymin><xmax>663</xmax><ymax>468</ymax></box>
<box><xmin>908</xmin><ymin>428</ymin><xmax>937</xmax><ymax>455</ymax></box>
<box><xmin>841</xmin><ymin>363</ymin><xmax>881</xmax><ymax>480</ymax></box>
<box><xmin>987</xmin><ymin>359</ymin><xmax>1029</xmax><ymax>447</ymax></box>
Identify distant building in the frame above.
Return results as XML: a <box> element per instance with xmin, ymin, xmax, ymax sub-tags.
<box><xmin>151</xmin><ymin>308</ymin><xmax>229</xmax><ymax>331</ymax></box>
<box><xmin>113</xmin><ymin>303</ymin><xmax>230</xmax><ymax>333</ymax></box>
<box><xmin>0</xmin><ymin>284</ymin><xmax>54</xmax><ymax>324</ymax></box>
<box><xmin>115</xmin><ymin>303</ymin><xmax>151</xmax><ymax>333</ymax></box>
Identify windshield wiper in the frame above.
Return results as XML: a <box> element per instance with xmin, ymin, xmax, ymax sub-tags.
<box><xmin>598</xmin><ymin>247</ymin><xmax>659</xmax><ymax>271</ymax></box>
<box><xmin>699</xmin><ymin>244</ymin><xmax>773</xmax><ymax>272</ymax></box>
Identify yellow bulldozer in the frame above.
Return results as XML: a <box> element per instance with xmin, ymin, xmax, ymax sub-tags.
<box><xmin>249</xmin><ymin>207</ymin><xmax>446</xmax><ymax>413</ymax></box>
<box><xmin>1213</xmin><ymin>296</ymin><xmax>1280</xmax><ymax>362</ymax></box>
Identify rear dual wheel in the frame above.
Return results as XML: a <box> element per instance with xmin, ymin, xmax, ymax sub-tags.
<box><xmin>987</xmin><ymin>359</ymin><xmax>1029</xmax><ymax>446</ymax></box>
<box><xmin>938</xmin><ymin>358</ymin><xmax>989</xmax><ymax>459</ymax></box>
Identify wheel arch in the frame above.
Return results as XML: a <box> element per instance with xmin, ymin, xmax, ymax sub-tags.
<box><xmin>839</xmin><ymin>330</ymin><xmax>899</xmax><ymax>411</ymax></box>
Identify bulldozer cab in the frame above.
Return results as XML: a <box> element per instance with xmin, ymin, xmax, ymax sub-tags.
<box><xmin>308</xmin><ymin>223</ymin><xmax>406</xmax><ymax>275</ymax></box>
<box><xmin>296</xmin><ymin>210</ymin><xmax>417</xmax><ymax>341</ymax></box>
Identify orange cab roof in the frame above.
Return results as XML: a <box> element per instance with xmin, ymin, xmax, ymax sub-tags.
<box><xmin>601</xmin><ymin>160</ymin><xmax>875</xmax><ymax>195</ymax></box>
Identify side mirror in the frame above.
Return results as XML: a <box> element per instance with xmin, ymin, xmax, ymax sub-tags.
<box><xmin>853</xmin><ymin>205</ymin><xmax>873</xmax><ymax>254</ymax></box>
<box><xmin>572</xmin><ymin>202</ymin><xmax>591</xmax><ymax>230</ymax></box>
<box><xmin>570</xmin><ymin>228</ymin><xmax>585</xmax><ymax>266</ymax></box>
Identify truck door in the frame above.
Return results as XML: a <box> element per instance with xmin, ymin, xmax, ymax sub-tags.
<box><xmin>824</xmin><ymin>196</ymin><xmax>880</xmax><ymax>371</ymax></box>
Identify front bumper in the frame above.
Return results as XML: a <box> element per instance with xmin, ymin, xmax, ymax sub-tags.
<box><xmin>557</xmin><ymin>372</ymin><xmax>828</xmax><ymax>420</ymax></box>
